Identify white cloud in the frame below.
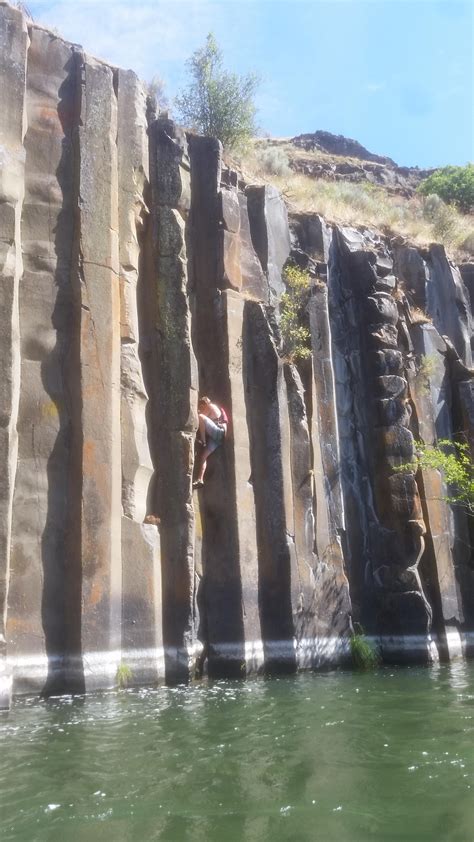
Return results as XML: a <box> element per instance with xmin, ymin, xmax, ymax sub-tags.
<box><xmin>30</xmin><ymin>0</ymin><xmax>231</xmax><ymax>83</ymax></box>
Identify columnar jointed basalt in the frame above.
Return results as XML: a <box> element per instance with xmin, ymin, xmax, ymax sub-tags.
<box><xmin>1</xmin><ymin>3</ymin><xmax>473</xmax><ymax>706</ymax></box>
<box><xmin>188</xmin><ymin>135</ymin><xmax>262</xmax><ymax>676</ymax></box>
<box><xmin>118</xmin><ymin>70</ymin><xmax>162</xmax><ymax>683</ymax></box>
<box><xmin>6</xmin><ymin>27</ymin><xmax>78</xmax><ymax>695</ymax></box>
<box><xmin>0</xmin><ymin>3</ymin><xmax>28</xmax><ymax>706</ymax></box>
<box><xmin>325</xmin><ymin>226</ymin><xmax>473</xmax><ymax>660</ymax></box>
<box><xmin>149</xmin><ymin>116</ymin><xmax>199</xmax><ymax>684</ymax></box>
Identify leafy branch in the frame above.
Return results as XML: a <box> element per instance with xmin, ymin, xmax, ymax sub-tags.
<box><xmin>397</xmin><ymin>438</ymin><xmax>474</xmax><ymax>515</ymax></box>
<box><xmin>280</xmin><ymin>265</ymin><xmax>312</xmax><ymax>362</ymax></box>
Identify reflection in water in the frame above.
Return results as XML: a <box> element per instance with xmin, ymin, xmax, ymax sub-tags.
<box><xmin>1</xmin><ymin>665</ymin><xmax>474</xmax><ymax>842</ymax></box>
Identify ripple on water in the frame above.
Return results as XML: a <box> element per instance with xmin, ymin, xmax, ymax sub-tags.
<box><xmin>1</xmin><ymin>664</ymin><xmax>474</xmax><ymax>842</ymax></box>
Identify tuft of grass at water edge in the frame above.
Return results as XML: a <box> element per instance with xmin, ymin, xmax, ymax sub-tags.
<box><xmin>350</xmin><ymin>634</ymin><xmax>380</xmax><ymax>670</ymax></box>
<box><xmin>116</xmin><ymin>662</ymin><xmax>133</xmax><ymax>689</ymax></box>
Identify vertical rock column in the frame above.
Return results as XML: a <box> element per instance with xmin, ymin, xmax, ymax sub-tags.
<box><xmin>307</xmin><ymin>285</ymin><xmax>352</xmax><ymax>663</ymax></box>
<box><xmin>329</xmin><ymin>230</ymin><xmax>432</xmax><ymax>661</ymax></box>
<box><xmin>0</xmin><ymin>4</ymin><xmax>28</xmax><ymax>706</ymax></box>
<box><xmin>425</xmin><ymin>246</ymin><xmax>472</xmax><ymax>367</ymax></box>
<box><xmin>75</xmin><ymin>56</ymin><xmax>122</xmax><ymax>689</ymax></box>
<box><xmin>7</xmin><ymin>30</ymin><xmax>78</xmax><ymax>694</ymax></box>
<box><xmin>117</xmin><ymin>70</ymin><xmax>162</xmax><ymax>682</ymax></box>
<box><xmin>243</xmin><ymin>301</ymin><xmax>296</xmax><ymax>672</ymax></box>
<box><xmin>455</xmin><ymin>371</ymin><xmax>474</xmax><ymax>651</ymax></box>
<box><xmin>326</xmin><ymin>234</ymin><xmax>377</xmax><ymax>631</ymax></box>
<box><xmin>223</xmin><ymin>290</ymin><xmax>263</xmax><ymax>673</ymax></box>
<box><xmin>309</xmin><ymin>285</ymin><xmax>347</xmax><ymax>549</ymax></box>
<box><xmin>188</xmin><ymin>136</ymin><xmax>262</xmax><ymax>676</ymax></box>
<box><xmin>149</xmin><ymin>117</ymin><xmax>198</xmax><ymax>684</ymax></box>
<box><xmin>242</xmin><ymin>293</ymin><xmax>352</xmax><ymax>670</ymax></box>
<box><xmin>246</xmin><ymin>185</ymin><xmax>290</xmax><ymax>304</ymax></box>
<box><xmin>367</xmin><ymin>286</ymin><xmax>432</xmax><ymax>660</ymax></box>
<box><xmin>407</xmin><ymin>324</ymin><xmax>464</xmax><ymax>659</ymax></box>
<box><xmin>394</xmin><ymin>242</ymin><xmax>472</xmax><ymax>366</ymax></box>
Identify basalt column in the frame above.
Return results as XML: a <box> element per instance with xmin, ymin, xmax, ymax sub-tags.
<box><xmin>394</xmin><ymin>242</ymin><xmax>472</xmax><ymax>367</ymax></box>
<box><xmin>243</xmin><ymin>301</ymin><xmax>296</xmax><ymax>672</ymax></box>
<box><xmin>246</xmin><ymin>185</ymin><xmax>290</xmax><ymax>304</ymax></box>
<box><xmin>288</xmin><ymin>217</ymin><xmax>352</xmax><ymax>662</ymax></box>
<box><xmin>306</xmin><ymin>284</ymin><xmax>352</xmax><ymax>664</ymax></box>
<box><xmin>406</xmin><ymin>323</ymin><xmax>465</xmax><ymax>659</ymax></box>
<box><xmin>425</xmin><ymin>247</ymin><xmax>472</xmax><ymax>367</ymax></box>
<box><xmin>188</xmin><ymin>136</ymin><xmax>262</xmax><ymax>676</ymax></box>
<box><xmin>0</xmin><ymin>4</ymin><xmax>28</xmax><ymax>706</ymax></box>
<box><xmin>74</xmin><ymin>55</ymin><xmax>122</xmax><ymax>690</ymax></box>
<box><xmin>329</xmin><ymin>230</ymin><xmax>432</xmax><ymax>661</ymax></box>
<box><xmin>367</xmin><ymin>284</ymin><xmax>431</xmax><ymax>661</ymax></box>
<box><xmin>7</xmin><ymin>30</ymin><xmax>79</xmax><ymax>695</ymax></box>
<box><xmin>455</xmin><ymin>369</ymin><xmax>474</xmax><ymax>652</ymax></box>
<box><xmin>326</xmin><ymin>232</ymin><xmax>377</xmax><ymax>632</ymax></box>
<box><xmin>118</xmin><ymin>70</ymin><xmax>162</xmax><ymax>682</ymax></box>
<box><xmin>242</xmin><ymin>293</ymin><xmax>351</xmax><ymax>671</ymax></box>
<box><xmin>149</xmin><ymin>117</ymin><xmax>198</xmax><ymax>684</ymax></box>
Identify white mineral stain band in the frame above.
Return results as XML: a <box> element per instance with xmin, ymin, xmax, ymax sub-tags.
<box><xmin>3</xmin><ymin>631</ymin><xmax>470</xmax><ymax>707</ymax></box>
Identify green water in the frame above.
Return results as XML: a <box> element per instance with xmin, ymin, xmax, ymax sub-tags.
<box><xmin>1</xmin><ymin>664</ymin><xmax>473</xmax><ymax>842</ymax></box>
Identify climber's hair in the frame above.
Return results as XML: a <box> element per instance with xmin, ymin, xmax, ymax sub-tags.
<box><xmin>198</xmin><ymin>396</ymin><xmax>211</xmax><ymax>408</ymax></box>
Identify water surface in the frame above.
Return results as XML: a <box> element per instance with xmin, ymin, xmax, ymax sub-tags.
<box><xmin>1</xmin><ymin>664</ymin><xmax>473</xmax><ymax>841</ymax></box>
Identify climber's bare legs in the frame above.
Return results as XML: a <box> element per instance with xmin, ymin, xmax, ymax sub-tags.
<box><xmin>194</xmin><ymin>411</ymin><xmax>223</xmax><ymax>488</ymax></box>
<box><xmin>195</xmin><ymin>444</ymin><xmax>213</xmax><ymax>484</ymax></box>
<box><xmin>198</xmin><ymin>412</ymin><xmax>207</xmax><ymax>444</ymax></box>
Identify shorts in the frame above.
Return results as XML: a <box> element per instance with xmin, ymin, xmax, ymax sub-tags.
<box><xmin>203</xmin><ymin>416</ymin><xmax>225</xmax><ymax>454</ymax></box>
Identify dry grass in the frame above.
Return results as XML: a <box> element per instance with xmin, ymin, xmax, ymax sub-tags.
<box><xmin>232</xmin><ymin>144</ymin><xmax>474</xmax><ymax>261</ymax></box>
<box><xmin>240</xmin><ymin>289</ymin><xmax>264</xmax><ymax>303</ymax></box>
<box><xmin>409</xmin><ymin>306</ymin><xmax>433</xmax><ymax>325</ymax></box>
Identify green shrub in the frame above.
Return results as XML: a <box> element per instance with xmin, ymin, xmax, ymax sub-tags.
<box><xmin>255</xmin><ymin>146</ymin><xmax>291</xmax><ymax>177</ymax></box>
<box><xmin>280</xmin><ymin>265</ymin><xmax>312</xmax><ymax>361</ymax></box>
<box><xmin>350</xmin><ymin>634</ymin><xmax>380</xmax><ymax>669</ymax></box>
<box><xmin>422</xmin><ymin>194</ymin><xmax>458</xmax><ymax>243</ymax></box>
<box><xmin>397</xmin><ymin>438</ymin><xmax>474</xmax><ymax>514</ymax></box>
<box><xmin>418</xmin><ymin>164</ymin><xmax>474</xmax><ymax>213</ymax></box>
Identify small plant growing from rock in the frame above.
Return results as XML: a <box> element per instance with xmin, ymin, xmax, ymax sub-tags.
<box><xmin>398</xmin><ymin>438</ymin><xmax>474</xmax><ymax>515</ymax></box>
<box><xmin>13</xmin><ymin>2</ymin><xmax>33</xmax><ymax>19</ymax></box>
<box><xmin>409</xmin><ymin>306</ymin><xmax>432</xmax><ymax>325</ymax></box>
<box><xmin>350</xmin><ymin>626</ymin><xmax>380</xmax><ymax>669</ymax></box>
<box><xmin>280</xmin><ymin>265</ymin><xmax>312</xmax><ymax>362</ymax></box>
<box><xmin>146</xmin><ymin>75</ymin><xmax>169</xmax><ymax>118</ymax></box>
<box><xmin>415</xmin><ymin>353</ymin><xmax>437</xmax><ymax>393</ymax></box>
<box><xmin>116</xmin><ymin>662</ymin><xmax>133</xmax><ymax>689</ymax></box>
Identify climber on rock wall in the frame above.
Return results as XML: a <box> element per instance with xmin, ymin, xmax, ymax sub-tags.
<box><xmin>193</xmin><ymin>396</ymin><xmax>228</xmax><ymax>488</ymax></box>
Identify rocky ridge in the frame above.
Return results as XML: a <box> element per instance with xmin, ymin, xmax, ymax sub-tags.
<box><xmin>258</xmin><ymin>131</ymin><xmax>435</xmax><ymax>197</ymax></box>
<box><xmin>0</xmin><ymin>2</ymin><xmax>473</xmax><ymax>707</ymax></box>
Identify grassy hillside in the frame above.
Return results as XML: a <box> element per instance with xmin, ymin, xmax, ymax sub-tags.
<box><xmin>231</xmin><ymin>139</ymin><xmax>474</xmax><ymax>260</ymax></box>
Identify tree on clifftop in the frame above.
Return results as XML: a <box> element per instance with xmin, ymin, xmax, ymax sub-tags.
<box><xmin>175</xmin><ymin>33</ymin><xmax>259</xmax><ymax>151</ymax></box>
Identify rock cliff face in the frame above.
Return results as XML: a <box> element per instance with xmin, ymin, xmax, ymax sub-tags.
<box><xmin>0</xmin><ymin>4</ymin><xmax>473</xmax><ymax>706</ymax></box>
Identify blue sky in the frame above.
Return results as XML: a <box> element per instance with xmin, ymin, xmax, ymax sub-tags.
<box><xmin>28</xmin><ymin>0</ymin><xmax>473</xmax><ymax>168</ymax></box>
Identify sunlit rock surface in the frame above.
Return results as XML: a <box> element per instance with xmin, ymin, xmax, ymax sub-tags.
<box><xmin>0</xmin><ymin>3</ymin><xmax>473</xmax><ymax>705</ymax></box>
